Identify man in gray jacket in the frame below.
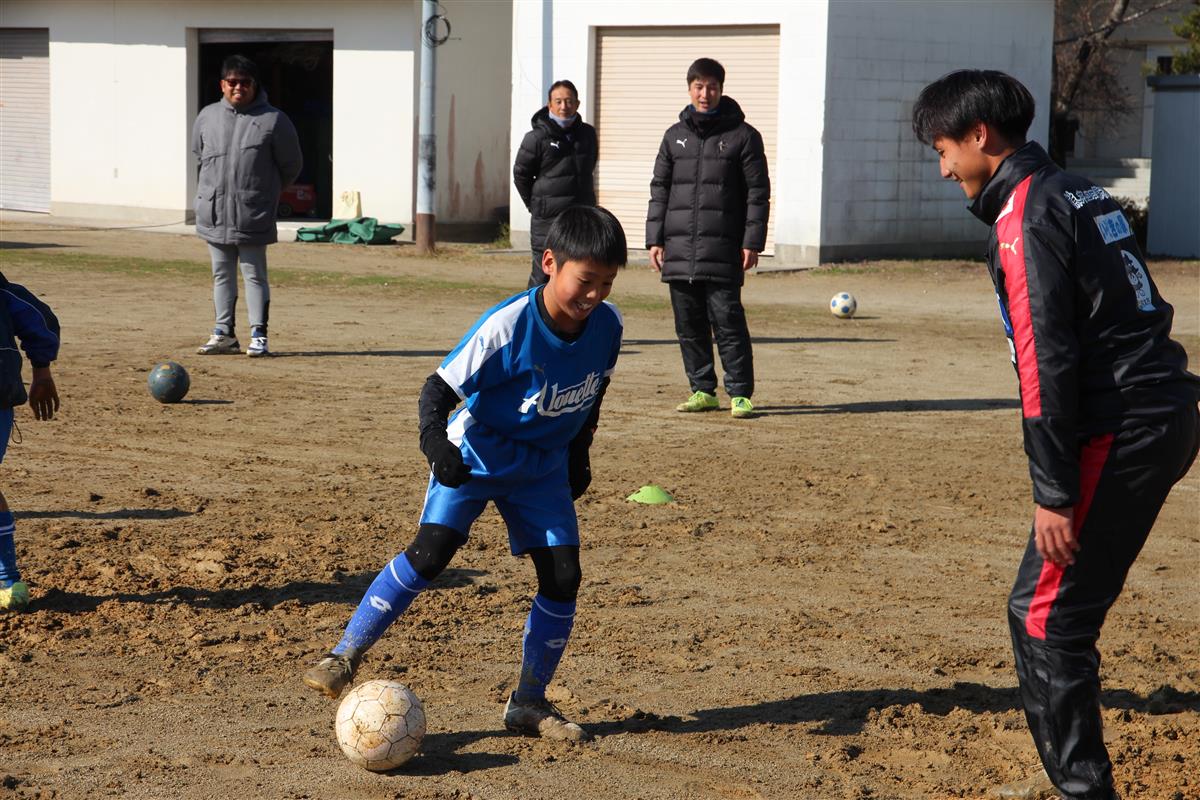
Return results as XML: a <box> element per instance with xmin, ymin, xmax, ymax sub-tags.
<box><xmin>192</xmin><ymin>55</ymin><xmax>302</xmax><ymax>358</ymax></box>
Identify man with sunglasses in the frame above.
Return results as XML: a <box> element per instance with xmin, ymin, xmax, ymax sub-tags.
<box><xmin>192</xmin><ymin>54</ymin><xmax>302</xmax><ymax>358</ymax></box>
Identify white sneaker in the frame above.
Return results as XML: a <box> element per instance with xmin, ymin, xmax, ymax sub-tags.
<box><xmin>197</xmin><ymin>333</ymin><xmax>241</xmax><ymax>355</ymax></box>
<box><xmin>247</xmin><ymin>336</ymin><xmax>269</xmax><ymax>358</ymax></box>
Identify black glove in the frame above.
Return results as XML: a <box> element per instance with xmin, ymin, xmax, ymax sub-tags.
<box><xmin>567</xmin><ymin>441</ymin><xmax>592</xmax><ymax>500</ymax></box>
<box><xmin>421</xmin><ymin>433</ymin><xmax>472</xmax><ymax>488</ymax></box>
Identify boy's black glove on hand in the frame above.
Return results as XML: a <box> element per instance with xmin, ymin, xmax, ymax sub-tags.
<box><xmin>421</xmin><ymin>433</ymin><xmax>472</xmax><ymax>488</ymax></box>
<box><xmin>567</xmin><ymin>442</ymin><xmax>591</xmax><ymax>500</ymax></box>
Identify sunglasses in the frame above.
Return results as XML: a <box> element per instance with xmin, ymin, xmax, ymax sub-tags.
<box><xmin>222</xmin><ymin>77</ymin><xmax>254</xmax><ymax>88</ymax></box>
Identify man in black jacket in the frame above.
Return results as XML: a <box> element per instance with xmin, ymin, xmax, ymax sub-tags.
<box><xmin>913</xmin><ymin>70</ymin><xmax>1200</xmax><ymax>800</ymax></box>
<box><xmin>513</xmin><ymin>80</ymin><xmax>598</xmax><ymax>288</ymax></box>
<box><xmin>646</xmin><ymin>58</ymin><xmax>770</xmax><ymax>419</ymax></box>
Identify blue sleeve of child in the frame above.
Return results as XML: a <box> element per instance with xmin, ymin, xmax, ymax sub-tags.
<box><xmin>3</xmin><ymin>284</ymin><xmax>60</xmax><ymax>367</ymax></box>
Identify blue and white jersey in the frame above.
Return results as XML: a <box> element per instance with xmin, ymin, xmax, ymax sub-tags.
<box><xmin>437</xmin><ymin>287</ymin><xmax>622</xmax><ymax>453</ymax></box>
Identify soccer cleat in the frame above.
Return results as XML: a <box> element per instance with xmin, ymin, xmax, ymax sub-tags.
<box><xmin>503</xmin><ymin>692</ymin><xmax>592</xmax><ymax>743</ymax></box>
<box><xmin>675</xmin><ymin>391</ymin><xmax>719</xmax><ymax>413</ymax></box>
<box><xmin>197</xmin><ymin>333</ymin><xmax>241</xmax><ymax>355</ymax></box>
<box><xmin>247</xmin><ymin>335</ymin><xmax>270</xmax><ymax>358</ymax></box>
<box><xmin>730</xmin><ymin>396</ymin><xmax>755</xmax><ymax>418</ymax></box>
<box><xmin>0</xmin><ymin>580</ymin><xmax>30</xmax><ymax>612</ymax></box>
<box><xmin>302</xmin><ymin>651</ymin><xmax>360</xmax><ymax>698</ymax></box>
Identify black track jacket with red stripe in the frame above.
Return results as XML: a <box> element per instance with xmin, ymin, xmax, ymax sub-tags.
<box><xmin>969</xmin><ymin>141</ymin><xmax>1200</xmax><ymax>508</ymax></box>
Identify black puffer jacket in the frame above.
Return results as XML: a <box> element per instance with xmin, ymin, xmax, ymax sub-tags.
<box><xmin>646</xmin><ymin>97</ymin><xmax>770</xmax><ymax>285</ymax></box>
<box><xmin>513</xmin><ymin>107</ymin><xmax>598</xmax><ymax>251</ymax></box>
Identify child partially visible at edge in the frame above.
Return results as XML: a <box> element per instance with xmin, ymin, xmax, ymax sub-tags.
<box><xmin>302</xmin><ymin>205</ymin><xmax>627</xmax><ymax>743</ymax></box>
<box><xmin>0</xmin><ymin>272</ymin><xmax>62</xmax><ymax>612</ymax></box>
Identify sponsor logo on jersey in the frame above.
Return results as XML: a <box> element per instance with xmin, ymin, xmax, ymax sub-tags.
<box><xmin>1121</xmin><ymin>250</ymin><xmax>1155</xmax><ymax>312</ymax></box>
<box><xmin>1063</xmin><ymin>186</ymin><xmax>1110</xmax><ymax>209</ymax></box>
<box><xmin>519</xmin><ymin>370</ymin><xmax>603</xmax><ymax>417</ymax></box>
<box><xmin>1094</xmin><ymin>209</ymin><xmax>1133</xmax><ymax>244</ymax></box>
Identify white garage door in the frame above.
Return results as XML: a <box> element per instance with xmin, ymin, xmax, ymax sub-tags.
<box><xmin>0</xmin><ymin>29</ymin><xmax>50</xmax><ymax>212</ymax></box>
<box><xmin>594</xmin><ymin>26</ymin><xmax>779</xmax><ymax>254</ymax></box>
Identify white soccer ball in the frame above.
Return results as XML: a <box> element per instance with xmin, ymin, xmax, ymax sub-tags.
<box><xmin>830</xmin><ymin>292</ymin><xmax>857</xmax><ymax>319</ymax></box>
<box><xmin>335</xmin><ymin>679</ymin><xmax>426</xmax><ymax>771</ymax></box>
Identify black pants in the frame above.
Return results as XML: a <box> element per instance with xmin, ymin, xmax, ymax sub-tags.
<box><xmin>668</xmin><ymin>280</ymin><xmax>754</xmax><ymax>398</ymax></box>
<box><xmin>528</xmin><ymin>250</ymin><xmax>548</xmax><ymax>289</ymax></box>
<box><xmin>1007</xmin><ymin>405</ymin><xmax>1199</xmax><ymax>800</ymax></box>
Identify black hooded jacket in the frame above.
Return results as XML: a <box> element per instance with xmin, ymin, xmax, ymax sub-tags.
<box><xmin>645</xmin><ymin>96</ymin><xmax>770</xmax><ymax>285</ymax></box>
<box><xmin>969</xmin><ymin>141</ymin><xmax>1200</xmax><ymax>508</ymax></box>
<box><xmin>512</xmin><ymin>107</ymin><xmax>598</xmax><ymax>251</ymax></box>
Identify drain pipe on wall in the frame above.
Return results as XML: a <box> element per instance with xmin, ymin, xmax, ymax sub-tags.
<box><xmin>415</xmin><ymin>0</ymin><xmax>438</xmax><ymax>254</ymax></box>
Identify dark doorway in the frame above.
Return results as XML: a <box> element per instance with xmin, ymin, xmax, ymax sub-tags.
<box><xmin>198</xmin><ymin>35</ymin><xmax>333</xmax><ymax>220</ymax></box>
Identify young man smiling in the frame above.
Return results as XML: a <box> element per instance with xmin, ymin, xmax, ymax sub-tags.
<box><xmin>913</xmin><ymin>70</ymin><xmax>1199</xmax><ymax>800</ymax></box>
<box><xmin>646</xmin><ymin>57</ymin><xmax>770</xmax><ymax>419</ymax></box>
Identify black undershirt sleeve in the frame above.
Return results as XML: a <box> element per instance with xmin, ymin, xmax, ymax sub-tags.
<box><xmin>571</xmin><ymin>376</ymin><xmax>609</xmax><ymax>450</ymax></box>
<box><xmin>418</xmin><ymin>372</ymin><xmax>461</xmax><ymax>447</ymax></box>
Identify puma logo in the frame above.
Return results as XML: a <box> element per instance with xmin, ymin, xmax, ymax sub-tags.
<box><xmin>549</xmin><ymin>141</ymin><xmax>560</xmax><ymax>149</ymax></box>
<box><xmin>676</xmin><ymin>137</ymin><xmax>687</xmax><ymax>148</ymax></box>
<box><xmin>999</xmin><ymin>236</ymin><xmax>1021</xmax><ymax>254</ymax></box>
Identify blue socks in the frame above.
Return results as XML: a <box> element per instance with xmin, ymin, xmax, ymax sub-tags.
<box><xmin>514</xmin><ymin>594</ymin><xmax>577</xmax><ymax>702</ymax></box>
<box><xmin>0</xmin><ymin>511</ymin><xmax>18</xmax><ymax>584</ymax></box>
<box><xmin>334</xmin><ymin>553</ymin><xmax>429</xmax><ymax>656</ymax></box>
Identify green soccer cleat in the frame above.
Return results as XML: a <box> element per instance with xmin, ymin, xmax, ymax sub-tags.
<box><xmin>730</xmin><ymin>397</ymin><xmax>755</xmax><ymax>418</ymax></box>
<box><xmin>676</xmin><ymin>391</ymin><xmax>719</xmax><ymax>413</ymax></box>
<box><xmin>0</xmin><ymin>580</ymin><xmax>30</xmax><ymax>612</ymax></box>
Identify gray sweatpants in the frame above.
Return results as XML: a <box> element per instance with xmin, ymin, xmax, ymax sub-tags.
<box><xmin>207</xmin><ymin>242</ymin><xmax>269</xmax><ymax>336</ymax></box>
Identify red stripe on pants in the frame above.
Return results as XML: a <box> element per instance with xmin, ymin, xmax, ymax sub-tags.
<box><xmin>1025</xmin><ymin>433</ymin><xmax>1115</xmax><ymax>640</ymax></box>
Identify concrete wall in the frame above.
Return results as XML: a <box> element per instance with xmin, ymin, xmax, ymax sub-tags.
<box><xmin>426</xmin><ymin>0</ymin><xmax>513</xmax><ymax>227</ymax></box>
<box><xmin>820</xmin><ymin>0</ymin><xmax>1053</xmax><ymax>261</ymax></box>
<box><xmin>508</xmin><ymin>0</ymin><xmax>829</xmax><ymax>257</ymax></box>
<box><xmin>0</xmin><ymin>0</ymin><xmax>509</xmax><ymax>228</ymax></box>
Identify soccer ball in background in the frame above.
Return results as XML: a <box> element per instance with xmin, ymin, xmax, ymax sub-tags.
<box><xmin>335</xmin><ymin>679</ymin><xmax>426</xmax><ymax>771</ymax></box>
<box><xmin>830</xmin><ymin>292</ymin><xmax>857</xmax><ymax>319</ymax></box>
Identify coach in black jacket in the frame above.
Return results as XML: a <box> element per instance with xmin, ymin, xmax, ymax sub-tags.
<box><xmin>914</xmin><ymin>70</ymin><xmax>1199</xmax><ymax>800</ymax></box>
<box><xmin>647</xmin><ymin>58</ymin><xmax>770</xmax><ymax>419</ymax></box>
<box><xmin>513</xmin><ymin>80</ymin><xmax>598</xmax><ymax>288</ymax></box>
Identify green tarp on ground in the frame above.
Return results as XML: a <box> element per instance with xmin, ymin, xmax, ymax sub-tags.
<box><xmin>296</xmin><ymin>217</ymin><xmax>405</xmax><ymax>245</ymax></box>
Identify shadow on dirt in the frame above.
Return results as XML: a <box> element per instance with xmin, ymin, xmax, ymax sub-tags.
<box><xmin>0</xmin><ymin>241</ymin><xmax>72</xmax><ymax>250</ymax></box>
<box><xmin>758</xmin><ymin>398</ymin><xmax>1021</xmax><ymax>416</ymax></box>
<box><xmin>271</xmin><ymin>350</ymin><xmax>446</xmax><ymax>358</ymax></box>
<box><xmin>16</xmin><ymin>508</ymin><xmax>195</xmax><ymax>520</ymax></box>
<box><xmin>391</xmin><ymin>731</ymin><xmax>521</xmax><ymax>775</ymax></box>
<box><xmin>587</xmin><ymin>682</ymin><xmax>1200</xmax><ymax>739</ymax></box>
<box><xmin>623</xmin><ymin>336</ymin><xmax>893</xmax><ymax>346</ymax></box>
<box><xmin>30</xmin><ymin>567</ymin><xmax>487</xmax><ymax>613</ymax></box>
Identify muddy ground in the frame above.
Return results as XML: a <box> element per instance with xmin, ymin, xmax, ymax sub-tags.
<box><xmin>0</xmin><ymin>222</ymin><xmax>1196</xmax><ymax>800</ymax></box>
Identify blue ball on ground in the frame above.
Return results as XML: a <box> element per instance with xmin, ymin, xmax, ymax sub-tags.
<box><xmin>148</xmin><ymin>361</ymin><xmax>190</xmax><ymax>403</ymax></box>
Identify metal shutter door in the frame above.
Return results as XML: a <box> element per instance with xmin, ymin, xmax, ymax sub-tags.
<box><xmin>594</xmin><ymin>26</ymin><xmax>779</xmax><ymax>255</ymax></box>
<box><xmin>0</xmin><ymin>29</ymin><xmax>50</xmax><ymax>212</ymax></box>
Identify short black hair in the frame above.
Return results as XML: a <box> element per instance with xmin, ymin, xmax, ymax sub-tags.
<box><xmin>546</xmin><ymin>206</ymin><xmax>627</xmax><ymax>269</ymax></box>
<box><xmin>221</xmin><ymin>54</ymin><xmax>260</xmax><ymax>83</ymax></box>
<box><xmin>547</xmin><ymin>79</ymin><xmax>579</xmax><ymax>100</ymax></box>
<box><xmin>687</xmin><ymin>58</ymin><xmax>725</xmax><ymax>87</ymax></box>
<box><xmin>911</xmin><ymin>69</ymin><xmax>1034</xmax><ymax>146</ymax></box>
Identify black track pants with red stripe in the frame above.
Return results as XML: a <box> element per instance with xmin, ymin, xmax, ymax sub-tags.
<box><xmin>1007</xmin><ymin>405</ymin><xmax>1199</xmax><ymax>800</ymax></box>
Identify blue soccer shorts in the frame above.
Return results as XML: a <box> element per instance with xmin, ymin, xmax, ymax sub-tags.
<box><xmin>419</xmin><ymin>432</ymin><xmax>578</xmax><ymax>555</ymax></box>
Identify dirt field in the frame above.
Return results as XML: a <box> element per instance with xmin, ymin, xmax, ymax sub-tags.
<box><xmin>0</xmin><ymin>224</ymin><xmax>1196</xmax><ymax>800</ymax></box>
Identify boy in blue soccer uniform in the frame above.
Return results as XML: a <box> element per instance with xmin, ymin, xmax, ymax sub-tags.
<box><xmin>303</xmin><ymin>207</ymin><xmax>625</xmax><ymax>742</ymax></box>
<box><xmin>0</xmin><ymin>272</ymin><xmax>62</xmax><ymax>612</ymax></box>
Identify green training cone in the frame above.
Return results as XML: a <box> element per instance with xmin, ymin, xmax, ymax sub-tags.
<box><xmin>627</xmin><ymin>485</ymin><xmax>674</xmax><ymax>505</ymax></box>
